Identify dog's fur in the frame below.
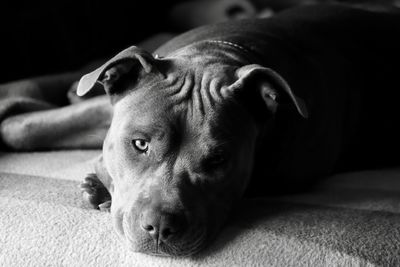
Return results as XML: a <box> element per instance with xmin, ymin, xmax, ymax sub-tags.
<box><xmin>75</xmin><ymin>4</ymin><xmax>400</xmax><ymax>256</ymax></box>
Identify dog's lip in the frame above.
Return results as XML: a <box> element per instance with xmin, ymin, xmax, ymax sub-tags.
<box><xmin>113</xmin><ymin>208</ymin><xmax>127</xmax><ymax>241</ymax></box>
<box><xmin>159</xmin><ymin>230</ymin><xmax>208</xmax><ymax>257</ymax></box>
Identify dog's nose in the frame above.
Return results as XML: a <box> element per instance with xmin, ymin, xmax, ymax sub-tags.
<box><xmin>140</xmin><ymin>209</ymin><xmax>187</xmax><ymax>241</ymax></box>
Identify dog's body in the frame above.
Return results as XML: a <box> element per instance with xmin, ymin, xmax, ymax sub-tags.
<box><xmin>157</xmin><ymin>5</ymin><xmax>400</xmax><ymax>193</ymax></box>
<box><xmin>76</xmin><ymin>5</ymin><xmax>400</xmax><ymax>256</ymax></box>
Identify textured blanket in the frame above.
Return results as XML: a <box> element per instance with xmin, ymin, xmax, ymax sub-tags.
<box><xmin>1</xmin><ymin>150</ymin><xmax>399</xmax><ymax>266</ymax></box>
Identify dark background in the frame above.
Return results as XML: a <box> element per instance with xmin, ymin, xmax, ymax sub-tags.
<box><xmin>0</xmin><ymin>0</ymin><xmax>183</xmax><ymax>83</ymax></box>
<box><xmin>2</xmin><ymin>0</ymin><xmax>397</xmax><ymax>83</ymax></box>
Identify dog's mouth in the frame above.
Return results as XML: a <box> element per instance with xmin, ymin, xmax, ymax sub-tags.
<box><xmin>130</xmin><ymin>228</ymin><xmax>208</xmax><ymax>257</ymax></box>
<box><xmin>114</xmin><ymin>209</ymin><xmax>210</xmax><ymax>257</ymax></box>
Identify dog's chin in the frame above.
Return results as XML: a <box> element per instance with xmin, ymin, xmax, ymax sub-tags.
<box><xmin>123</xmin><ymin>228</ymin><xmax>209</xmax><ymax>257</ymax></box>
<box><xmin>126</xmin><ymin>238</ymin><xmax>208</xmax><ymax>257</ymax></box>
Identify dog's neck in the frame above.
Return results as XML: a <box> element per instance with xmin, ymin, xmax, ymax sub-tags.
<box><xmin>165</xmin><ymin>40</ymin><xmax>255</xmax><ymax>68</ymax></box>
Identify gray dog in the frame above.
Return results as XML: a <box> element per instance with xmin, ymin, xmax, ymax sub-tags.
<box><xmin>78</xmin><ymin>5</ymin><xmax>400</xmax><ymax>256</ymax></box>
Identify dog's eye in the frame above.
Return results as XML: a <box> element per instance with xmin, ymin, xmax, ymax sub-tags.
<box><xmin>202</xmin><ymin>154</ymin><xmax>227</xmax><ymax>172</ymax></box>
<box><xmin>132</xmin><ymin>139</ymin><xmax>149</xmax><ymax>153</ymax></box>
<box><xmin>210</xmin><ymin>155</ymin><xmax>226</xmax><ymax>165</ymax></box>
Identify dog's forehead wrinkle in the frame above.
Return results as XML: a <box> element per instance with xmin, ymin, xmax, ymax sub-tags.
<box><xmin>162</xmin><ymin>54</ymin><xmax>235</xmax><ymax>99</ymax></box>
<box><xmin>115</xmin><ymin>57</ymin><xmax>238</xmax><ymax>134</ymax></box>
<box><xmin>189</xmin><ymin>73</ymin><xmax>231</xmax><ymax>125</ymax></box>
<box><xmin>199</xmin><ymin>71</ymin><xmax>215</xmax><ymax>111</ymax></box>
<box><xmin>167</xmin><ymin>70</ymin><xmax>195</xmax><ymax>104</ymax></box>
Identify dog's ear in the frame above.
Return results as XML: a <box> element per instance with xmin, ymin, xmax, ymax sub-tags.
<box><xmin>229</xmin><ymin>64</ymin><xmax>308</xmax><ymax>118</ymax></box>
<box><xmin>77</xmin><ymin>46</ymin><xmax>156</xmax><ymax>99</ymax></box>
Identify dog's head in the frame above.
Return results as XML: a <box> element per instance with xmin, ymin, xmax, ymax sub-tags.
<box><xmin>77</xmin><ymin>45</ymin><xmax>307</xmax><ymax>256</ymax></box>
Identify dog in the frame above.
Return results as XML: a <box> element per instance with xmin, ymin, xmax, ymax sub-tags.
<box><xmin>77</xmin><ymin>4</ymin><xmax>400</xmax><ymax>256</ymax></box>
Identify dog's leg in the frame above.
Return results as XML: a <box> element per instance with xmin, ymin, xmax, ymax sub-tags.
<box><xmin>0</xmin><ymin>96</ymin><xmax>112</xmax><ymax>150</ymax></box>
<box><xmin>80</xmin><ymin>173</ymin><xmax>112</xmax><ymax>211</ymax></box>
<box><xmin>81</xmin><ymin>155</ymin><xmax>113</xmax><ymax>211</ymax></box>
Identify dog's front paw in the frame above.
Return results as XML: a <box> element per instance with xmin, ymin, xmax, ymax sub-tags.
<box><xmin>80</xmin><ymin>173</ymin><xmax>111</xmax><ymax>211</ymax></box>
